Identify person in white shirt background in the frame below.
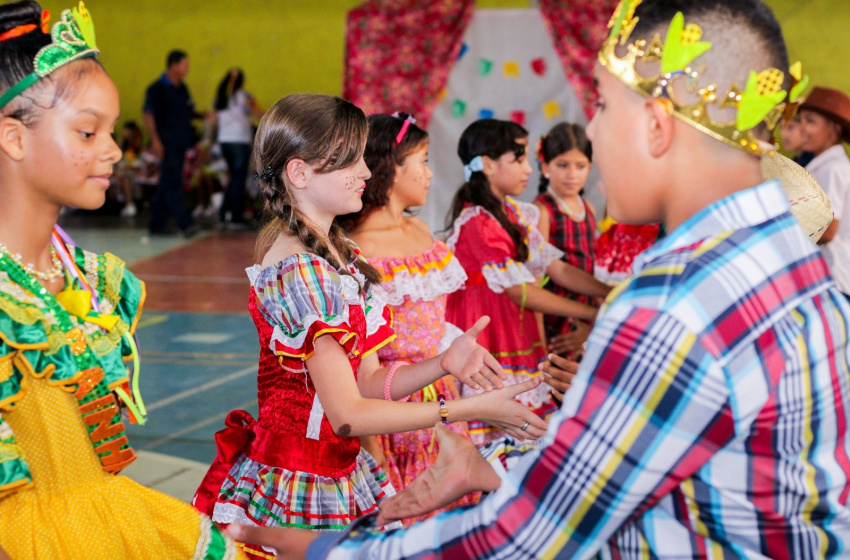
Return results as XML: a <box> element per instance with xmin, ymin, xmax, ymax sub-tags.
<box><xmin>213</xmin><ymin>67</ymin><xmax>264</xmax><ymax>227</ymax></box>
<box><xmin>800</xmin><ymin>86</ymin><xmax>850</xmax><ymax>302</ymax></box>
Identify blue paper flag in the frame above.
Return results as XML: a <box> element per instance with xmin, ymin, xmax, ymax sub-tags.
<box><xmin>458</xmin><ymin>42</ymin><xmax>469</xmax><ymax>60</ymax></box>
<box><xmin>478</xmin><ymin>108</ymin><xmax>495</xmax><ymax>119</ymax></box>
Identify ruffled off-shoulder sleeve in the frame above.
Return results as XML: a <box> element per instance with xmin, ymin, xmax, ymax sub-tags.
<box><xmin>447</xmin><ymin>207</ymin><xmax>536</xmax><ymax>294</ymax></box>
<box><xmin>248</xmin><ymin>255</ymin><xmax>375</xmax><ymax>361</ymax></box>
<box><xmin>509</xmin><ymin>199</ymin><xmax>564</xmax><ymax>278</ymax></box>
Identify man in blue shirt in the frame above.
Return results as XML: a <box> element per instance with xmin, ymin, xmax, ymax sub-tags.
<box><xmin>143</xmin><ymin>50</ymin><xmax>199</xmax><ymax>236</ymax></box>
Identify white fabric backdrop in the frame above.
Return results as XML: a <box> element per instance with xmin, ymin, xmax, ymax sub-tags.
<box><xmin>419</xmin><ymin>8</ymin><xmax>603</xmax><ymax>233</ymax></box>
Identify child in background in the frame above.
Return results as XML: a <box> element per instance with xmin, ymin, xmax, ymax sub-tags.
<box><xmin>593</xmin><ymin>212</ymin><xmax>662</xmax><ymax>285</ymax></box>
<box><xmin>337</xmin><ymin>113</ymin><xmax>478</xmax><ymax>525</ymax></box>
<box><xmin>114</xmin><ymin>120</ymin><xmax>143</xmax><ymax>217</ymax></box>
<box><xmin>445</xmin><ymin>118</ymin><xmax>611</xmax><ymax>445</ymax></box>
<box><xmin>534</xmin><ymin>122</ymin><xmax>597</xmax><ymax>358</ymax></box>
<box><xmin>0</xmin><ymin>2</ymin><xmax>243</xmax><ymax>557</ymax></box>
<box><xmin>194</xmin><ymin>95</ymin><xmax>547</xmax><ymax>557</ymax></box>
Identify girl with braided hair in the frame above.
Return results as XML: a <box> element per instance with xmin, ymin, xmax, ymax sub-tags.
<box><xmin>193</xmin><ymin>94</ymin><xmax>547</xmax><ymax>556</ymax></box>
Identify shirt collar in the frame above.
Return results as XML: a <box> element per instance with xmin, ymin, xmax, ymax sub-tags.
<box><xmin>634</xmin><ymin>180</ymin><xmax>789</xmax><ymax>272</ymax></box>
<box><xmin>160</xmin><ymin>72</ymin><xmax>178</xmax><ymax>87</ymax></box>
<box><xmin>806</xmin><ymin>144</ymin><xmax>848</xmax><ymax>172</ymax></box>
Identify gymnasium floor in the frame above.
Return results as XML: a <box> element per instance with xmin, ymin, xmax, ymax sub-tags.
<box><xmin>62</xmin><ymin>215</ymin><xmax>262</xmax><ymax>501</ymax></box>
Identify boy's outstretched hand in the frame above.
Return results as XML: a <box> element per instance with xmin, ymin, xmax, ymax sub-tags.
<box><xmin>376</xmin><ymin>423</ymin><xmax>501</xmax><ymax>526</ymax></box>
<box><xmin>540</xmin><ymin>353</ymin><xmax>579</xmax><ymax>401</ymax></box>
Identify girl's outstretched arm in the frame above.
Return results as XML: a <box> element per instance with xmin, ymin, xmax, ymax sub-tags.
<box><xmin>305</xmin><ymin>334</ymin><xmax>548</xmax><ymax>440</ymax></box>
<box><xmin>358</xmin><ymin>316</ymin><xmax>507</xmax><ymax>399</ymax></box>
<box><xmin>547</xmin><ymin>259</ymin><xmax>612</xmax><ymax>298</ymax></box>
<box><xmin>505</xmin><ymin>283</ymin><xmax>597</xmax><ymax>321</ymax></box>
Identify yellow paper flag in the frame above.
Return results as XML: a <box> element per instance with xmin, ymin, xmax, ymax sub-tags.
<box><xmin>503</xmin><ymin>61</ymin><xmax>520</xmax><ymax>79</ymax></box>
<box><xmin>542</xmin><ymin>100</ymin><xmax>562</xmax><ymax>121</ymax></box>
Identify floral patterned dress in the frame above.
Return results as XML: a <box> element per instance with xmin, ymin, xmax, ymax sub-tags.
<box><xmin>446</xmin><ymin>198</ymin><xmax>563</xmax><ymax>445</ymax></box>
<box><xmin>367</xmin><ymin>239</ymin><xmax>479</xmax><ymax>525</ymax></box>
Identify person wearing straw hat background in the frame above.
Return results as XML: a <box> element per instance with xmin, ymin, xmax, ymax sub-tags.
<box><xmin>799</xmin><ymin>86</ymin><xmax>850</xmax><ymax>302</ymax></box>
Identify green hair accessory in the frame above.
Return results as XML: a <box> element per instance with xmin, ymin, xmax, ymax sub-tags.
<box><xmin>0</xmin><ymin>2</ymin><xmax>99</xmax><ymax>111</ymax></box>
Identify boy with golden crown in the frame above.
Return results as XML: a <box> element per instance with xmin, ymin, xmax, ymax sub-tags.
<box><xmin>226</xmin><ymin>1</ymin><xmax>850</xmax><ymax>558</ymax></box>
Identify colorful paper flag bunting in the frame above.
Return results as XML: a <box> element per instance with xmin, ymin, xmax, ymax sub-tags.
<box><xmin>458</xmin><ymin>42</ymin><xmax>469</xmax><ymax>60</ymax></box>
<box><xmin>451</xmin><ymin>99</ymin><xmax>467</xmax><ymax>118</ymax></box>
<box><xmin>479</xmin><ymin>108</ymin><xmax>495</xmax><ymax>119</ymax></box>
<box><xmin>510</xmin><ymin>110</ymin><xmax>526</xmax><ymax>126</ymax></box>
<box><xmin>542</xmin><ymin>100</ymin><xmax>562</xmax><ymax>121</ymax></box>
<box><xmin>478</xmin><ymin>58</ymin><xmax>493</xmax><ymax>76</ymax></box>
<box><xmin>531</xmin><ymin>57</ymin><xmax>547</xmax><ymax>76</ymax></box>
<box><xmin>503</xmin><ymin>61</ymin><xmax>520</xmax><ymax>79</ymax></box>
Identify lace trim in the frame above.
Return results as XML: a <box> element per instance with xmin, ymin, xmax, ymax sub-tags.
<box><xmin>371</xmin><ymin>256</ymin><xmax>467</xmax><ymax>305</ymax></box>
<box><xmin>192</xmin><ymin>516</ymin><xmax>213</xmax><ymax>560</ymax></box>
<box><xmin>438</xmin><ymin>323</ymin><xmax>464</xmax><ymax>353</ymax></box>
<box><xmin>445</xmin><ymin>200</ymin><xmax>563</xmax><ymax>282</ymax></box>
<box><xmin>481</xmin><ymin>259</ymin><xmax>536</xmax><ymax>294</ymax></box>
<box><xmin>507</xmin><ymin>198</ymin><xmax>564</xmax><ymax>277</ymax></box>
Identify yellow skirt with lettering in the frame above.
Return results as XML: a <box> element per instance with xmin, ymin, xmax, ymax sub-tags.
<box><xmin>0</xmin><ymin>377</ymin><xmax>245</xmax><ymax>559</ymax></box>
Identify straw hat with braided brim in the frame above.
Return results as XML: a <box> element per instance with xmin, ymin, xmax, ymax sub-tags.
<box><xmin>761</xmin><ymin>153</ymin><xmax>833</xmax><ymax>242</ymax></box>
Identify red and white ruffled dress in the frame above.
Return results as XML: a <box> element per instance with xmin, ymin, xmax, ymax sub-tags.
<box><xmin>446</xmin><ymin>198</ymin><xmax>563</xmax><ymax>445</ymax></box>
<box><xmin>194</xmin><ymin>249</ymin><xmax>398</xmax><ymax>538</ymax></box>
<box><xmin>367</xmin><ymin>239</ymin><xmax>480</xmax><ymax>524</ymax></box>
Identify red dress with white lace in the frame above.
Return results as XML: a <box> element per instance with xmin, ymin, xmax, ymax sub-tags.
<box><xmin>194</xmin><ymin>249</ymin><xmax>398</xmax><ymax>535</ymax></box>
<box><xmin>446</xmin><ymin>197</ymin><xmax>562</xmax><ymax>445</ymax></box>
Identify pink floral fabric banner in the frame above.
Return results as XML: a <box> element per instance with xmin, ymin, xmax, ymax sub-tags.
<box><xmin>539</xmin><ymin>0</ymin><xmax>619</xmax><ymax>118</ymax></box>
<box><xmin>344</xmin><ymin>0</ymin><xmax>474</xmax><ymax>128</ymax></box>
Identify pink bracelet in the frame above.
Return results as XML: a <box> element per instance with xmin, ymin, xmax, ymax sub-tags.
<box><xmin>384</xmin><ymin>362</ymin><xmax>409</xmax><ymax>401</ymax></box>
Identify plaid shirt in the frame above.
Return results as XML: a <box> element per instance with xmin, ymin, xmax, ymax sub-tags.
<box><xmin>309</xmin><ymin>180</ymin><xmax>850</xmax><ymax>559</ymax></box>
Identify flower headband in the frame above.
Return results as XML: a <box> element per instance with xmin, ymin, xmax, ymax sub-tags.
<box><xmin>0</xmin><ymin>2</ymin><xmax>98</xmax><ymax>111</ymax></box>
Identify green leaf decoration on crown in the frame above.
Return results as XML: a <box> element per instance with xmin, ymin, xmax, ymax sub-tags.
<box><xmin>607</xmin><ymin>0</ymin><xmax>641</xmax><ymax>44</ymax></box>
<box><xmin>33</xmin><ymin>2</ymin><xmax>98</xmax><ymax>78</ymax></box>
<box><xmin>661</xmin><ymin>12</ymin><xmax>713</xmax><ymax>74</ymax></box>
<box><xmin>737</xmin><ymin>68</ymin><xmax>787</xmax><ymax>131</ymax></box>
<box><xmin>788</xmin><ymin>62</ymin><xmax>809</xmax><ymax>103</ymax></box>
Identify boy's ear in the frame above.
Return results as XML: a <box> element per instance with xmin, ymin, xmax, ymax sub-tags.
<box><xmin>646</xmin><ymin>98</ymin><xmax>674</xmax><ymax>158</ymax></box>
<box><xmin>0</xmin><ymin>117</ymin><xmax>26</xmax><ymax>161</ymax></box>
<box><xmin>285</xmin><ymin>158</ymin><xmax>312</xmax><ymax>190</ymax></box>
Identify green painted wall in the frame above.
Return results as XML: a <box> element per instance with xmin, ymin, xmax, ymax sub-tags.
<box><xmin>35</xmin><ymin>0</ymin><xmax>850</xmax><ymax>130</ymax></box>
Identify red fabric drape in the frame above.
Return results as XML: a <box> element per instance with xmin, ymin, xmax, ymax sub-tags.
<box><xmin>343</xmin><ymin>0</ymin><xmax>474</xmax><ymax>127</ymax></box>
<box><xmin>539</xmin><ymin>0</ymin><xmax>619</xmax><ymax>118</ymax></box>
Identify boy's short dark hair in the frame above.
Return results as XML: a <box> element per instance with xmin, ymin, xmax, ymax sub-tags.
<box><xmin>166</xmin><ymin>50</ymin><xmax>187</xmax><ymax>68</ymax></box>
<box><xmin>626</xmin><ymin>0</ymin><xmax>789</xmax><ymax>143</ymax></box>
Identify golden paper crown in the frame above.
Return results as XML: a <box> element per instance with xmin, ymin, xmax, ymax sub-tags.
<box><xmin>599</xmin><ymin>0</ymin><xmax>808</xmax><ymax>156</ymax></box>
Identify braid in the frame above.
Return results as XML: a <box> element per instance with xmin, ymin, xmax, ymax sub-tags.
<box><xmin>256</xmin><ymin>168</ymin><xmax>380</xmax><ymax>295</ymax></box>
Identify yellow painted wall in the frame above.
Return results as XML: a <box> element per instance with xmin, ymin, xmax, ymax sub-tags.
<box><xmin>35</xmin><ymin>0</ymin><xmax>850</xmax><ymax>130</ymax></box>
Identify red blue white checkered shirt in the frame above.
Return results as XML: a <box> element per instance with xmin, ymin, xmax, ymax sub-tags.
<box><xmin>309</xmin><ymin>180</ymin><xmax>850</xmax><ymax>559</ymax></box>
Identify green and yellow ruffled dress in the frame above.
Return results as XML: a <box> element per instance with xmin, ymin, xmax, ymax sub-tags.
<box><xmin>0</xmin><ymin>247</ymin><xmax>244</xmax><ymax>559</ymax></box>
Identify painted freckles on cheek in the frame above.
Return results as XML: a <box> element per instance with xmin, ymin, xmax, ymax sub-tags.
<box><xmin>345</xmin><ymin>176</ymin><xmax>357</xmax><ymax>191</ymax></box>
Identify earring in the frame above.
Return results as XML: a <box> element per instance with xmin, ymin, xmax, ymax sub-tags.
<box><xmin>544</xmin><ymin>173</ymin><xmax>550</xmax><ymax>179</ymax></box>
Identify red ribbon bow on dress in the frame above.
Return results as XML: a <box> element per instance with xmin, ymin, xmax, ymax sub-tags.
<box><xmin>192</xmin><ymin>409</ymin><xmax>256</xmax><ymax>517</ymax></box>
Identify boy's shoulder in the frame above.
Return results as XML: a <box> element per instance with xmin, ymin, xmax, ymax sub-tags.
<box><xmin>611</xmin><ymin>220</ymin><xmax>830</xmax><ymax>341</ymax></box>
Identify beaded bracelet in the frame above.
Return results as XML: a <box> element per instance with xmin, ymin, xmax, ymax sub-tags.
<box><xmin>384</xmin><ymin>362</ymin><xmax>407</xmax><ymax>401</ymax></box>
<box><xmin>437</xmin><ymin>393</ymin><xmax>449</xmax><ymax>425</ymax></box>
